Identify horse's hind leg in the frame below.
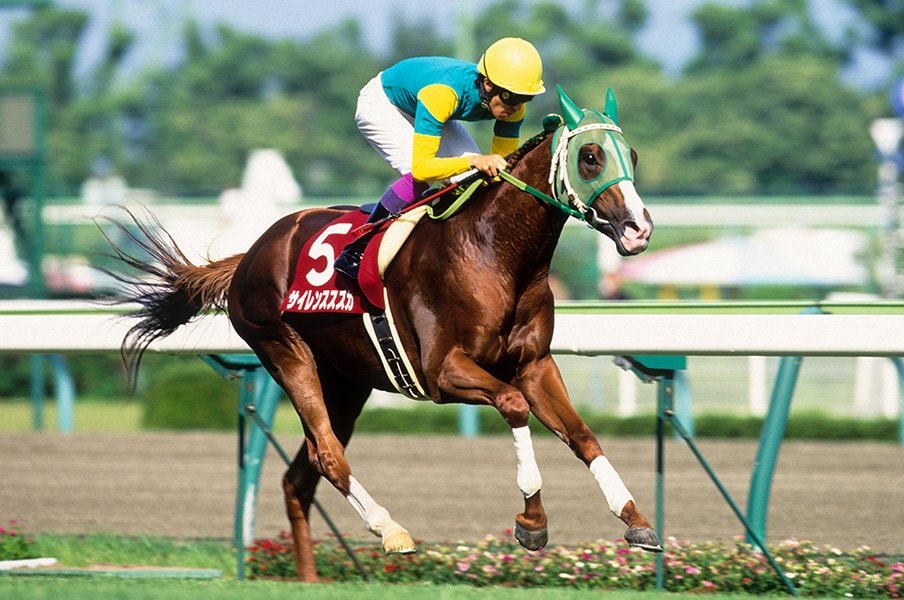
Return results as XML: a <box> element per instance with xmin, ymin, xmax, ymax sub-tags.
<box><xmin>282</xmin><ymin>368</ymin><xmax>371</xmax><ymax>582</ymax></box>
<box><xmin>316</xmin><ymin>363</ymin><xmax>415</xmax><ymax>557</ymax></box>
<box><xmin>284</xmin><ymin>445</ymin><xmax>414</xmax><ymax>581</ymax></box>
<box><xmin>240</xmin><ymin>323</ymin><xmax>415</xmax><ymax>569</ymax></box>
<box><xmin>283</xmin><ymin>443</ymin><xmax>322</xmax><ymax>582</ymax></box>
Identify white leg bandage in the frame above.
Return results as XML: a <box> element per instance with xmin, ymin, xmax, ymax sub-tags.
<box><xmin>346</xmin><ymin>476</ymin><xmax>394</xmax><ymax>537</ymax></box>
<box><xmin>590</xmin><ymin>455</ymin><xmax>634</xmax><ymax>517</ymax></box>
<box><xmin>512</xmin><ymin>426</ymin><xmax>542</xmax><ymax>498</ymax></box>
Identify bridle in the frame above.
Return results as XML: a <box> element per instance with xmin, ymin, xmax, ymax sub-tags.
<box><xmin>499</xmin><ymin>115</ymin><xmax>635</xmax><ymax>229</ymax></box>
<box><xmin>549</xmin><ymin>120</ymin><xmax>633</xmax><ymax>220</ymax></box>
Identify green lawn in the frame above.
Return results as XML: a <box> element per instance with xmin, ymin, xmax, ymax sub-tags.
<box><xmin>1</xmin><ymin>536</ymin><xmax>791</xmax><ymax>599</ymax></box>
<box><xmin>0</xmin><ymin>399</ymin><xmax>304</xmax><ymax>434</ymax></box>
<box><xmin>0</xmin><ymin>578</ymin><xmax>790</xmax><ymax>600</ymax></box>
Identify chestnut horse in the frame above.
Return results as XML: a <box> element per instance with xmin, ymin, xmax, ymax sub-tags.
<box><xmin>111</xmin><ymin>86</ymin><xmax>658</xmax><ymax>582</ymax></box>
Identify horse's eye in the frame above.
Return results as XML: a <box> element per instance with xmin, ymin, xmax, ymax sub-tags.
<box><xmin>581</xmin><ymin>152</ymin><xmax>599</xmax><ymax>166</ymax></box>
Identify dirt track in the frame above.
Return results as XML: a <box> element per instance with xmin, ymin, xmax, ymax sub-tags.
<box><xmin>1</xmin><ymin>433</ymin><xmax>901</xmax><ymax>553</ymax></box>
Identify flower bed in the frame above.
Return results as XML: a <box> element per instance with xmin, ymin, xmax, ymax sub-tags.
<box><xmin>248</xmin><ymin>531</ymin><xmax>903</xmax><ymax>596</ymax></box>
<box><xmin>0</xmin><ymin>521</ymin><xmax>39</xmax><ymax>562</ymax></box>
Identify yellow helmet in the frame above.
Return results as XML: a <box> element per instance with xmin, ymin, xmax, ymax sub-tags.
<box><xmin>477</xmin><ymin>37</ymin><xmax>545</xmax><ymax>96</ymax></box>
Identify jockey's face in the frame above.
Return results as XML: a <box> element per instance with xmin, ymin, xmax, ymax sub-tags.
<box><xmin>481</xmin><ymin>79</ymin><xmax>527</xmax><ymax>120</ymax></box>
<box><xmin>488</xmin><ymin>94</ymin><xmax>520</xmax><ymax>120</ymax></box>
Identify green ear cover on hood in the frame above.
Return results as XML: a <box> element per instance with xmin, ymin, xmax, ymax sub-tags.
<box><xmin>557</xmin><ymin>84</ymin><xmax>584</xmax><ymax>129</ymax></box>
<box><xmin>604</xmin><ymin>87</ymin><xmax>618</xmax><ymax>125</ymax></box>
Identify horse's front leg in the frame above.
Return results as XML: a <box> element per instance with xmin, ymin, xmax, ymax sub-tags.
<box><xmin>519</xmin><ymin>354</ymin><xmax>662</xmax><ymax>552</ymax></box>
<box><xmin>435</xmin><ymin>347</ymin><xmax>549</xmax><ymax>550</ymax></box>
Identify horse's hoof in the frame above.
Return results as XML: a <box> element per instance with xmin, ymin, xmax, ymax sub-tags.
<box><xmin>624</xmin><ymin>527</ymin><xmax>662</xmax><ymax>552</ymax></box>
<box><xmin>514</xmin><ymin>522</ymin><xmax>548</xmax><ymax>551</ymax></box>
<box><xmin>382</xmin><ymin>529</ymin><xmax>417</xmax><ymax>555</ymax></box>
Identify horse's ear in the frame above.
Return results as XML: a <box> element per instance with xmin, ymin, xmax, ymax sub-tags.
<box><xmin>557</xmin><ymin>84</ymin><xmax>583</xmax><ymax>129</ymax></box>
<box><xmin>604</xmin><ymin>87</ymin><xmax>619</xmax><ymax>124</ymax></box>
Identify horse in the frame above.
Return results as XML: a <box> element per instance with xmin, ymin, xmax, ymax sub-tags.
<box><xmin>108</xmin><ymin>85</ymin><xmax>657</xmax><ymax>582</ymax></box>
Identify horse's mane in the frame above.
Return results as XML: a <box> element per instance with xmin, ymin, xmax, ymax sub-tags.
<box><xmin>450</xmin><ymin>125</ymin><xmax>557</xmax><ymax>194</ymax></box>
<box><xmin>508</xmin><ymin>125</ymin><xmax>557</xmax><ymax>166</ymax></box>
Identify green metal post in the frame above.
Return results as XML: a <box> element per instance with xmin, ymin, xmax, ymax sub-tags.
<box><xmin>48</xmin><ymin>354</ymin><xmax>74</xmax><ymax>433</ymax></box>
<box><xmin>673</xmin><ymin>369</ymin><xmax>695</xmax><ymax>439</ymax></box>
<box><xmin>746</xmin><ymin>355</ymin><xmax>800</xmax><ymax>544</ymax></box>
<box><xmin>203</xmin><ymin>353</ymin><xmax>369</xmax><ymax>581</ymax></box>
<box><xmin>458</xmin><ymin>405</ymin><xmax>480</xmax><ymax>437</ymax></box>
<box><xmin>232</xmin><ymin>364</ymin><xmax>282</xmax><ymax>580</ymax></box>
<box><xmin>747</xmin><ymin>307</ymin><xmax>823</xmax><ymax>543</ymax></box>
<box><xmin>654</xmin><ymin>374</ymin><xmax>673</xmax><ymax>591</ymax></box>
<box><xmin>620</xmin><ymin>355</ymin><xmax>686</xmax><ymax>592</ymax></box>
<box><xmin>29</xmin><ymin>354</ymin><xmax>44</xmax><ymax>430</ymax></box>
<box><xmin>234</xmin><ymin>371</ymin><xmax>251</xmax><ymax>581</ymax></box>
<box><xmin>889</xmin><ymin>357</ymin><xmax>904</xmax><ymax>446</ymax></box>
<box><xmin>630</xmin><ymin>354</ymin><xmax>796</xmax><ymax>595</ymax></box>
<box><xmin>27</xmin><ymin>160</ymin><xmax>45</xmax><ymax>297</ymax></box>
<box><xmin>667</xmin><ymin>412</ymin><xmax>798</xmax><ymax>596</ymax></box>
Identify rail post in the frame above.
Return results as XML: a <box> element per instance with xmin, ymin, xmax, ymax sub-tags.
<box><xmin>746</xmin><ymin>306</ymin><xmax>822</xmax><ymax>544</ymax></box>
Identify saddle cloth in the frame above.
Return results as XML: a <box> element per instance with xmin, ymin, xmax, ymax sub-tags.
<box><xmin>280</xmin><ymin>206</ymin><xmax>428</xmax><ymax>314</ymax></box>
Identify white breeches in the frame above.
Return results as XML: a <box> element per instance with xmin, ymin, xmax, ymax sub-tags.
<box><xmin>354</xmin><ymin>73</ymin><xmax>480</xmax><ymax>178</ymax></box>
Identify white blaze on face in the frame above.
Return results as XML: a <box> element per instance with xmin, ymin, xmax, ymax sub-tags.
<box><xmin>617</xmin><ymin>181</ymin><xmax>652</xmax><ymax>253</ymax></box>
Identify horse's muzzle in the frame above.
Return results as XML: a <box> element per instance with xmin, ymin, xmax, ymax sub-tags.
<box><xmin>588</xmin><ymin>211</ymin><xmax>653</xmax><ymax>256</ymax></box>
<box><xmin>618</xmin><ymin>217</ymin><xmax>653</xmax><ymax>255</ymax></box>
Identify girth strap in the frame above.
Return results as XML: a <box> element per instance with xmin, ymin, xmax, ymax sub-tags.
<box><xmin>362</xmin><ymin>290</ymin><xmax>429</xmax><ymax>400</ymax></box>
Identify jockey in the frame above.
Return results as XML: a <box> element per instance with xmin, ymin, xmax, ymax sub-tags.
<box><xmin>334</xmin><ymin>37</ymin><xmax>546</xmax><ymax>278</ymax></box>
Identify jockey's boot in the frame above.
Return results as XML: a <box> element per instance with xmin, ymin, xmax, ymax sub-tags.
<box><xmin>333</xmin><ymin>201</ymin><xmax>391</xmax><ymax>279</ymax></box>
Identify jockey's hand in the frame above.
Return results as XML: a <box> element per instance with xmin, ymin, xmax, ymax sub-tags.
<box><xmin>469</xmin><ymin>154</ymin><xmax>508</xmax><ymax>178</ymax></box>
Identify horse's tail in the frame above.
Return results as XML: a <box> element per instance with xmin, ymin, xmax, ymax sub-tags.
<box><xmin>99</xmin><ymin>208</ymin><xmax>243</xmax><ymax>390</ymax></box>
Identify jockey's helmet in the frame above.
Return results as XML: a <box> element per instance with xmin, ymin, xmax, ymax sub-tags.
<box><xmin>477</xmin><ymin>37</ymin><xmax>545</xmax><ymax>97</ymax></box>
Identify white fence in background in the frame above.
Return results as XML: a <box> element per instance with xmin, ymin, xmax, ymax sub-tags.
<box><xmin>2</xmin><ymin>301</ymin><xmax>901</xmax><ymax>422</ymax></box>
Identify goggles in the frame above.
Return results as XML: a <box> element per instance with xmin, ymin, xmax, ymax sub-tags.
<box><xmin>496</xmin><ymin>88</ymin><xmax>533</xmax><ymax>106</ymax></box>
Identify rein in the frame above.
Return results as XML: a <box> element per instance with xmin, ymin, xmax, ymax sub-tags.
<box><xmin>497</xmin><ymin>170</ymin><xmax>583</xmax><ymax>220</ymax></box>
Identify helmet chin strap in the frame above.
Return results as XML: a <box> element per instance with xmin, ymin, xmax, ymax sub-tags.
<box><xmin>477</xmin><ymin>75</ymin><xmax>493</xmax><ymax>111</ymax></box>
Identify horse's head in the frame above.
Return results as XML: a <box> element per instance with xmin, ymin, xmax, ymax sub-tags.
<box><xmin>550</xmin><ymin>85</ymin><xmax>653</xmax><ymax>256</ymax></box>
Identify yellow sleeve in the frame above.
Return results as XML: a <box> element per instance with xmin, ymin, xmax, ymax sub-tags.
<box><xmin>491</xmin><ymin>103</ymin><xmax>525</xmax><ymax>157</ymax></box>
<box><xmin>411</xmin><ymin>133</ymin><xmax>472</xmax><ymax>182</ymax></box>
<box><xmin>407</xmin><ymin>84</ymin><xmax>473</xmax><ymax>181</ymax></box>
<box><xmin>491</xmin><ymin>135</ymin><xmax>520</xmax><ymax>157</ymax></box>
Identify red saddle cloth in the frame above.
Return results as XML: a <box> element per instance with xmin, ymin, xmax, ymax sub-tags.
<box><xmin>280</xmin><ymin>211</ymin><xmax>388</xmax><ymax>314</ymax></box>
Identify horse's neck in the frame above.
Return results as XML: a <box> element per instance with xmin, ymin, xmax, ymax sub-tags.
<box><xmin>469</xmin><ymin>140</ymin><xmax>565</xmax><ymax>275</ymax></box>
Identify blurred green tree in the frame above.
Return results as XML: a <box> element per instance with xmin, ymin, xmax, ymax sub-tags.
<box><xmin>0</xmin><ymin>0</ymin><xmax>893</xmax><ymax>198</ymax></box>
<box><xmin>842</xmin><ymin>0</ymin><xmax>904</xmax><ymax>60</ymax></box>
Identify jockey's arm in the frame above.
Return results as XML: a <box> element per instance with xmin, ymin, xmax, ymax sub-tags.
<box><xmin>411</xmin><ymin>84</ymin><xmax>523</xmax><ymax>181</ymax></box>
<box><xmin>490</xmin><ymin>105</ymin><xmax>524</xmax><ymax>157</ymax></box>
